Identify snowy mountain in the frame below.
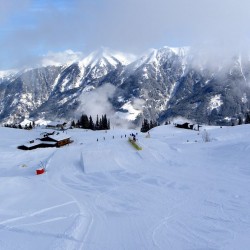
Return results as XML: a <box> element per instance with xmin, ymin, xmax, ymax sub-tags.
<box><xmin>112</xmin><ymin>47</ymin><xmax>189</xmax><ymax>122</ymax></box>
<box><xmin>0</xmin><ymin>47</ymin><xmax>250</xmax><ymax>125</ymax></box>
<box><xmin>0</xmin><ymin>66</ymin><xmax>62</xmax><ymax>123</ymax></box>
<box><xmin>0</xmin><ymin>69</ymin><xmax>18</xmax><ymax>83</ymax></box>
<box><xmin>1</xmin><ymin>124</ymin><xmax>250</xmax><ymax>249</ymax></box>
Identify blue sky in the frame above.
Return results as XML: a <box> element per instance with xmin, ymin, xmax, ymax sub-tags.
<box><xmin>0</xmin><ymin>0</ymin><xmax>250</xmax><ymax>70</ymax></box>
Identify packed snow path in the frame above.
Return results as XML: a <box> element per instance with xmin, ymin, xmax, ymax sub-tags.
<box><xmin>0</xmin><ymin>125</ymin><xmax>250</xmax><ymax>249</ymax></box>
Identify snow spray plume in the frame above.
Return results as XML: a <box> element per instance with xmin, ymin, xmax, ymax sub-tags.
<box><xmin>76</xmin><ymin>83</ymin><xmax>135</xmax><ymax>129</ymax></box>
<box><xmin>185</xmin><ymin>44</ymin><xmax>250</xmax><ymax>92</ymax></box>
<box><xmin>133</xmin><ymin>98</ymin><xmax>145</xmax><ymax>111</ymax></box>
<box><xmin>77</xmin><ymin>83</ymin><xmax>115</xmax><ymax>118</ymax></box>
<box><xmin>112</xmin><ymin>97</ymin><xmax>146</xmax><ymax>129</ymax></box>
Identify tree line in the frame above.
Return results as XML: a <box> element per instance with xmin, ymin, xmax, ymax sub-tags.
<box><xmin>244</xmin><ymin>112</ymin><xmax>250</xmax><ymax>124</ymax></box>
<box><xmin>140</xmin><ymin>119</ymin><xmax>159</xmax><ymax>133</ymax></box>
<box><xmin>4</xmin><ymin>121</ymin><xmax>35</xmax><ymax>130</ymax></box>
<box><xmin>71</xmin><ymin>114</ymin><xmax>110</xmax><ymax>130</ymax></box>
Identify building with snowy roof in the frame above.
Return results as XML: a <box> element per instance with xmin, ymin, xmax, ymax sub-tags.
<box><xmin>18</xmin><ymin>134</ymin><xmax>72</xmax><ymax>150</ymax></box>
<box><xmin>40</xmin><ymin>134</ymin><xmax>72</xmax><ymax>147</ymax></box>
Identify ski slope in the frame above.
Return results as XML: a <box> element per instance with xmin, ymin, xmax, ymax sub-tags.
<box><xmin>0</xmin><ymin>124</ymin><xmax>250</xmax><ymax>250</ymax></box>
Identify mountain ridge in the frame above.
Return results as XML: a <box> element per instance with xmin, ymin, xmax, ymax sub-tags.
<box><xmin>0</xmin><ymin>46</ymin><xmax>249</xmax><ymax>125</ymax></box>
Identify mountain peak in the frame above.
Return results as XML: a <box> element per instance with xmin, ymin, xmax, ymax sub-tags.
<box><xmin>1</xmin><ymin>45</ymin><xmax>249</xmax><ymax>125</ymax></box>
<box><xmin>79</xmin><ymin>48</ymin><xmax>136</xmax><ymax>69</ymax></box>
<box><xmin>162</xmin><ymin>46</ymin><xmax>190</xmax><ymax>56</ymax></box>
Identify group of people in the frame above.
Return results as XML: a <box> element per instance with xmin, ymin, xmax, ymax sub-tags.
<box><xmin>130</xmin><ymin>133</ymin><xmax>137</xmax><ymax>141</ymax></box>
<box><xmin>96</xmin><ymin>133</ymin><xmax>139</xmax><ymax>142</ymax></box>
<box><xmin>97</xmin><ymin>134</ymin><xmax>128</xmax><ymax>142</ymax></box>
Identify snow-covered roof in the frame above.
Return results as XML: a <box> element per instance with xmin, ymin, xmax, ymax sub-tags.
<box><xmin>45</xmin><ymin>134</ymin><xmax>71</xmax><ymax>141</ymax></box>
<box><xmin>22</xmin><ymin>140</ymin><xmax>56</xmax><ymax>148</ymax></box>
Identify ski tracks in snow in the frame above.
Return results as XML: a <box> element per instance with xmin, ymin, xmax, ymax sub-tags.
<box><xmin>0</xmin><ymin>201</ymin><xmax>76</xmax><ymax>226</ymax></box>
<box><xmin>43</xmin><ymin>148</ymin><xmax>94</xmax><ymax>250</ymax></box>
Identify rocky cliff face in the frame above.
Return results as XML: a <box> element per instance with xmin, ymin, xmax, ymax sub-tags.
<box><xmin>0</xmin><ymin>66</ymin><xmax>62</xmax><ymax>123</ymax></box>
<box><xmin>0</xmin><ymin>47</ymin><xmax>250</xmax><ymax>125</ymax></box>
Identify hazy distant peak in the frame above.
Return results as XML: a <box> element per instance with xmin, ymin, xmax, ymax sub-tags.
<box><xmin>41</xmin><ymin>50</ymin><xmax>84</xmax><ymax>68</ymax></box>
<box><xmin>0</xmin><ymin>69</ymin><xmax>18</xmax><ymax>77</ymax></box>
<box><xmin>0</xmin><ymin>69</ymin><xmax>18</xmax><ymax>82</ymax></box>
<box><xmin>131</xmin><ymin>46</ymin><xmax>189</xmax><ymax>68</ymax></box>
<box><xmin>79</xmin><ymin>48</ymin><xmax>136</xmax><ymax>68</ymax></box>
<box><xmin>163</xmin><ymin>46</ymin><xmax>190</xmax><ymax>57</ymax></box>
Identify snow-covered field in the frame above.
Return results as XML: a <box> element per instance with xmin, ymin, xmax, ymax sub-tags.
<box><xmin>0</xmin><ymin>124</ymin><xmax>250</xmax><ymax>250</ymax></box>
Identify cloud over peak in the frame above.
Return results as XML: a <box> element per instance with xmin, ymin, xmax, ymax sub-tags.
<box><xmin>1</xmin><ymin>0</ymin><xmax>250</xmax><ymax>70</ymax></box>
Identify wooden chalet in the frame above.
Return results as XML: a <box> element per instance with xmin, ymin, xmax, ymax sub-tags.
<box><xmin>18</xmin><ymin>134</ymin><xmax>72</xmax><ymax>150</ymax></box>
<box><xmin>17</xmin><ymin>141</ymin><xmax>56</xmax><ymax>150</ymax></box>
<box><xmin>40</xmin><ymin>134</ymin><xmax>72</xmax><ymax>147</ymax></box>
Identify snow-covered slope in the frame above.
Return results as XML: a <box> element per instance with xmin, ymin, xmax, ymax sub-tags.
<box><xmin>0</xmin><ymin>69</ymin><xmax>18</xmax><ymax>83</ymax></box>
<box><xmin>0</xmin><ymin>124</ymin><xmax>250</xmax><ymax>249</ymax></box>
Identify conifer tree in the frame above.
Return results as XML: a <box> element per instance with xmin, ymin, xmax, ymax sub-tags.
<box><xmin>71</xmin><ymin>120</ymin><xmax>76</xmax><ymax>127</ymax></box>
<box><xmin>89</xmin><ymin>116</ymin><xmax>94</xmax><ymax>130</ymax></box>
<box><xmin>76</xmin><ymin>120</ymin><xmax>80</xmax><ymax>128</ymax></box>
<box><xmin>245</xmin><ymin>112</ymin><xmax>250</xmax><ymax>124</ymax></box>
<box><xmin>99</xmin><ymin>115</ymin><xmax>103</xmax><ymax>130</ymax></box>
<box><xmin>103</xmin><ymin>114</ymin><xmax>108</xmax><ymax>129</ymax></box>
<box><xmin>141</xmin><ymin>119</ymin><xmax>150</xmax><ymax>132</ymax></box>
<box><xmin>238</xmin><ymin>116</ymin><xmax>243</xmax><ymax>125</ymax></box>
<box><xmin>95</xmin><ymin>115</ymin><xmax>99</xmax><ymax>129</ymax></box>
<box><xmin>150</xmin><ymin>120</ymin><xmax>154</xmax><ymax>130</ymax></box>
<box><xmin>141</xmin><ymin>119</ymin><xmax>158</xmax><ymax>132</ymax></box>
<box><xmin>107</xmin><ymin>119</ymin><xmax>110</xmax><ymax>129</ymax></box>
<box><xmin>80</xmin><ymin>114</ymin><xmax>89</xmax><ymax>129</ymax></box>
<box><xmin>76</xmin><ymin>113</ymin><xmax>111</xmax><ymax>131</ymax></box>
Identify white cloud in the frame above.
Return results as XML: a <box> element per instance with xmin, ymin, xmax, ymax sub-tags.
<box><xmin>41</xmin><ymin>50</ymin><xmax>84</xmax><ymax>67</ymax></box>
<box><xmin>76</xmin><ymin>83</ymin><xmax>136</xmax><ymax>129</ymax></box>
<box><xmin>1</xmin><ymin>0</ymin><xmax>250</xmax><ymax>69</ymax></box>
<box><xmin>77</xmin><ymin>83</ymin><xmax>116</xmax><ymax>118</ymax></box>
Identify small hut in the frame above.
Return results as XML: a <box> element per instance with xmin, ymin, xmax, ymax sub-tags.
<box><xmin>18</xmin><ymin>133</ymin><xmax>72</xmax><ymax>150</ymax></box>
<box><xmin>40</xmin><ymin>134</ymin><xmax>72</xmax><ymax>147</ymax></box>
<box><xmin>17</xmin><ymin>141</ymin><xmax>56</xmax><ymax>150</ymax></box>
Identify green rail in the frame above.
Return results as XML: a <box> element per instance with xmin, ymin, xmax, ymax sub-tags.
<box><xmin>128</xmin><ymin>139</ymin><xmax>142</xmax><ymax>150</ymax></box>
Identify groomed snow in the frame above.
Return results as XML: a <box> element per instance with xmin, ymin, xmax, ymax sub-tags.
<box><xmin>0</xmin><ymin>124</ymin><xmax>250</xmax><ymax>249</ymax></box>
